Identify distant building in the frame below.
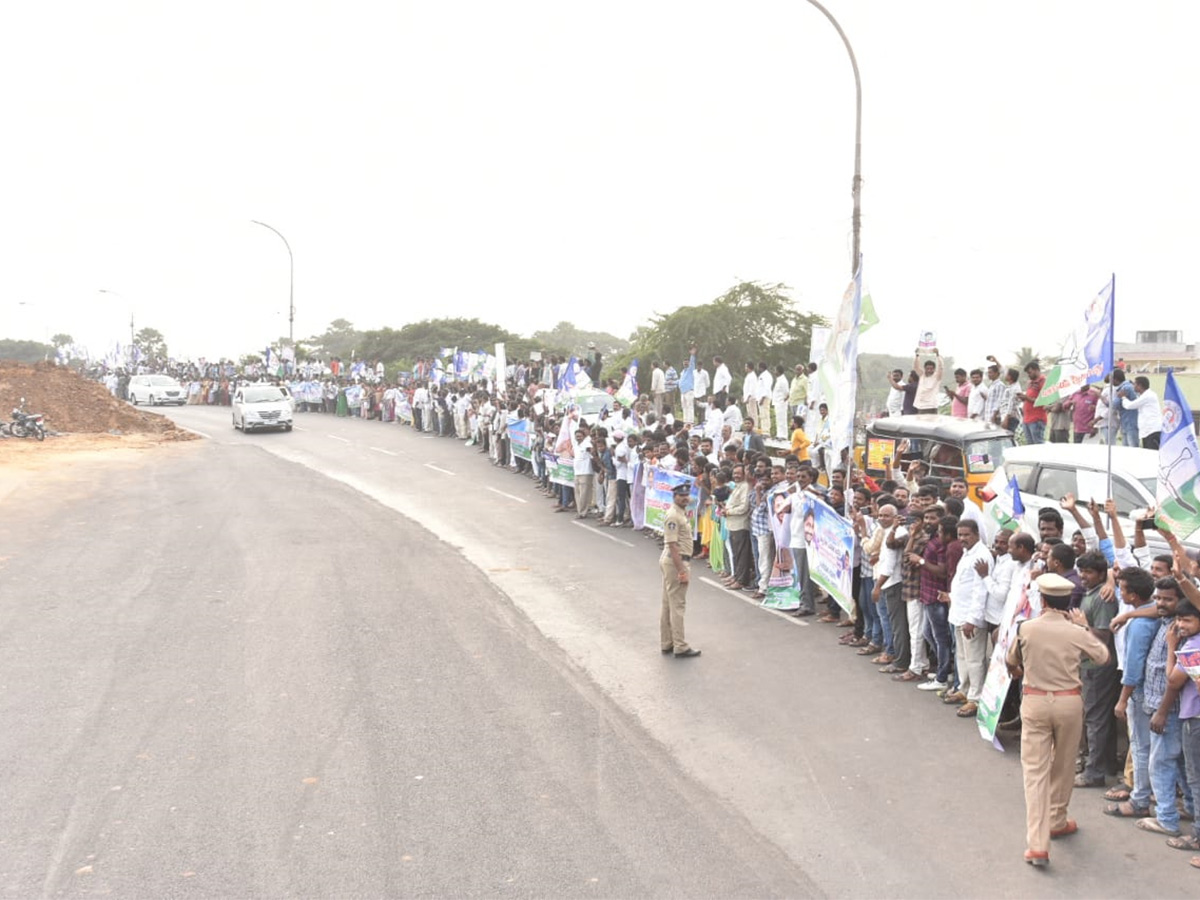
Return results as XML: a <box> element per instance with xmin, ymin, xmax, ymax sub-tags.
<box><xmin>1114</xmin><ymin>329</ymin><xmax>1200</xmax><ymax>374</ymax></box>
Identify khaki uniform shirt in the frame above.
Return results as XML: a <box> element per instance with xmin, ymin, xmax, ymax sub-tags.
<box><xmin>1006</xmin><ymin>611</ymin><xmax>1110</xmax><ymax>693</ymax></box>
<box><xmin>660</xmin><ymin>504</ymin><xmax>691</xmax><ymax>562</ymax></box>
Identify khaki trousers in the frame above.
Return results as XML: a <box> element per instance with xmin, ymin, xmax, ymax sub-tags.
<box><xmin>954</xmin><ymin>625</ymin><xmax>990</xmax><ymax>702</ymax></box>
<box><xmin>1021</xmin><ymin>693</ymin><xmax>1083</xmax><ymax>853</ymax></box>
<box><xmin>660</xmin><ymin>557</ymin><xmax>691</xmax><ymax>653</ymax></box>
<box><xmin>574</xmin><ymin>474</ymin><xmax>595</xmax><ymax>517</ymax></box>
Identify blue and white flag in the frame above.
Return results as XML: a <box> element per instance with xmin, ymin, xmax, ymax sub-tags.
<box><xmin>1155</xmin><ymin>370</ymin><xmax>1200</xmax><ymax>540</ymax></box>
<box><xmin>1000</xmin><ymin>475</ymin><xmax>1026</xmax><ymax>519</ymax></box>
<box><xmin>1037</xmin><ymin>276</ymin><xmax>1114</xmax><ymax>407</ymax></box>
<box><xmin>558</xmin><ymin>355</ymin><xmax>578</xmax><ymax>391</ymax></box>
<box><xmin>816</xmin><ymin>260</ymin><xmax>863</xmax><ymax>462</ymax></box>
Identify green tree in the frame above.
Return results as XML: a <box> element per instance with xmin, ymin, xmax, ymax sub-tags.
<box><xmin>134</xmin><ymin>327</ymin><xmax>168</xmax><ymax>363</ymax></box>
<box><xmin>529</xmin><ymin>321</ymin><xmax>631</xmax><ymax>359</ymax></box>
<box><xmin>1012</xmin><ymin>346</ymin><xmax>1041</xmax><ymax>371</ymax></box>
<box><xmin>304</xmin><ymin>318</ymin><xmax>362</xmax><ymax>359</ymax></box>
<box><xmin>51</xmin><ymin>333</ymin><xmax>74</xmax><ymax>349</ymax></box>
<box><xmin>0</xmin><ymin>339</ymin><xmax>54</xmax><ymax>363</ymax></box>
<box><xmin>615</xmin><ymin>281</ymin><xmax>825</xmax><ymax>385</ymax></box>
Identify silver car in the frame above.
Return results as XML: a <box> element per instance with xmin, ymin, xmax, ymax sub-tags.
<box><xmin>128</xmin><ymin>374</ymin><xmax>187</xmax><ymax>406</ymax></box>
<box><xmin>232</xmin><ymin>385</ymin><xmax>294</xmax><ymax>433</ymax></box>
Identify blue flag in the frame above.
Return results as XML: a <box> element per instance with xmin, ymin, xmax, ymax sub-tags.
<box><xmin>1037</xmin><ymin>276</ymin><xmax>1114</xmax><ymax>406</ymax></box>
<box><xmin>1155</xmin><ymin>370</ymin><xmax>1200</xmax><ymax>540</ymax></box>
<box><xmin>558</xmin><ymin>355</ymin><xmax>578</xmax><ymax>391</ymax></box>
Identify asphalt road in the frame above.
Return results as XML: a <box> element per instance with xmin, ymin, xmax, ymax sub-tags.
<box><xmin>1</xmin><ymin>405</ymin><xmax>1195</xmax><ymax>898</ymax></box>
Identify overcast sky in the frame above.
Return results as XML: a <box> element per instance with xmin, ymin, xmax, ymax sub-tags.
<box><xmin>2</xmin><ymin>1</ymin><xmax>1195</xmax><ymax>367</ymax></box>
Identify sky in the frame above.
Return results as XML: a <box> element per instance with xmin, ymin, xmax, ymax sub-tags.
<box><xmin>2</xmin><ymin>1</ymin><xmax>1196</xmax><ymax>368</ymax></box>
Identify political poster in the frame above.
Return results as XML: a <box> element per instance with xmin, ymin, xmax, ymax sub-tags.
<box><xmin>866</xmin><ymin>437</ymin><xmax>896</xmax><ymax>471</ymax></box>
<box><xmin>643</xmin><ymin>465</ymin><xmax>698</xmax><ymax>533</ymax></box>
<box><xmin>507</xmin><ymin>417</ymin><xmax>534</xmax><ymax>461</ymax></box>
<box><xmin>976</xmin><ymin>571</ymin><xmax>1041</xmax><ymax>748</ymax></box>
<box><xmin>762</xmin><ymin>484</ymin><xmax>800</xmax><ymax>610</ymax></box>
<box><xmin>796</xmin><ymin>492</ymin><xmax>855</xmax><ymax>614</ymax></box>
<box><xmin>545</xmin><ymin>453</ymin><xmax>574</xmax><ymax>486</ymax></box>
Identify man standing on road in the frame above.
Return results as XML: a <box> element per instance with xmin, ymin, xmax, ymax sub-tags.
<box><xmin>1007</xmin><ymin>573</ymin><xmax>1111</xmax><ymax>867</ymax></box>
<box><xmin>661</xmin><ymin>482</ymin><xmax>700</xmax><ymax>658</ymax></box>
<box><xmin>945</xmin><ymin>519</ymin><xmax>992</xmax><ymax>717</ymax></box>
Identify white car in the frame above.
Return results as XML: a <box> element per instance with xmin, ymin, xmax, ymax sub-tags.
<box><xmin>128</xmin><ymin>374</ymin><xmax>187</xmax><ymax>406</ymax></box>
<box><xmin>232</xmin><ymin>384</ymin><xmax>294</xmax><ymax>432</ymax></box>
<box><xmin>980</xmin><ymin>443</ymin><xmax>1163</xmax><ymax>547</ymax></box>
<box><xmin>555</xmin><ymin>389</ymin><xmax>615</xmax><ymax>426</ymax></box>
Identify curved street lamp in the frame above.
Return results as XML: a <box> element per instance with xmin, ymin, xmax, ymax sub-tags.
<box><xmin>804</xmin><ymin>0</ymin><xmax>862</xmax><ymax>275</ymax></box>
<box><xmin>250</xmin><ymin>219</ymin><xmax>295</xmax><ymax>345</ymax></box>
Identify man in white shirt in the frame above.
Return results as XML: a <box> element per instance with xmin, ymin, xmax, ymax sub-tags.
<box><xmin>788</xmin><ymin>364</ymin><xmax>809</xmax><ymax>423</ymax></box>
<box><xmin>570</xmin><ymin>421</ymin><xmax>597</xmax><ymax>519</ymax></box>
<box><xmin>967</xmin><ymin>368</ymin><xmax>988</xmax><ymax>420</ymax></box>
<box><xmin>722</xmin><ymin>401</ymin><xmax>743</xmax><ymax>433</ymax></box>
<box><xmin>693</xmin><ymin>363</ymin><xmax>711</xmax><ymax>422</ymax></box>
<box><xmin>755</xmin><ymin>362</ymin><xmax>774</xmax><ymax>433</ymax></box>
<box><xmin>650</xmin><ymin>362</ymin><xmax>666</xmax><ymax>417</ymax></box>
<box><xmin>885</xmin><ymin>368</ymin><xmax>905</xmax><ymax>418</ymax></box>
<box><xmin>1123</xmin><ymin>375</ymin><xmax>1163</xmax><ymax>449</ymax></box>
<box><xmin>712</xmin><ymin>356</ymin><xmax>732</xmax><ymax>408</ymax></box>
<box><xmin>772</xmin><ymin>365</ymin><xmax>791</xmax><ymax>440</ymax></box>
<box><xmin>945</xmin><ymin>519</ymin><xmax>993</xmax><ymax>716</ymax></box>
<box><xmin>913</xmin><ymin>349</ymin><xmax>944</xmax><ymax>414</ymax></box>
<box><xmin>742</xmin><ymin>363</ymin><xmax>759</xmax><ymax>430</ymax></box>
<box><xmin>978</xmin><ymin>527</ymin><xmax>1017</xmax><ymax>630</ymax></box>
<box><xmin>703</xmin><ymin>399</ymin><xmax>725</xmax><ymax>441</ymax></box>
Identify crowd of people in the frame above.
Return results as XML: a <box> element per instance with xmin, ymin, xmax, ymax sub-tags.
<box><xmin>87</xmin><ymin>340</ymin><xmax>1194</xmax><ymax>870</ymax></box>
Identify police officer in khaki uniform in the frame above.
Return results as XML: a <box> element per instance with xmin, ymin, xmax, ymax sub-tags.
<box><xmin>661</xmin><ymin>482</ymin><xmax>700</xmax><ymax>658</ymax></box>
<box><xmin>1006</xmin><ymin>572</ymin><xmax>1109</xmax><ymax>866</ymax></box>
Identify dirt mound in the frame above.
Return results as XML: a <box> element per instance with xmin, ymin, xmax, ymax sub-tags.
<box><xmin>0</xmin><ymin>363</ymin><xmax>194</xmax><ymax>438</ymax></box>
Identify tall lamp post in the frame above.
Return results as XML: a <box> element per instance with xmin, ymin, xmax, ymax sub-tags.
<box><xmin>804</xmin><ymin>0</ymin><xmax>862</xmax><ymax>275</ymax></box>
<box><xmin>250</xmin><ymin>219</ymin><xmax>295</xmax><ymax>345</ymax></box>
<box><xmin>98</xmin><ymin>289</ymin><xmax>135</xmax><ymax>348</ymax></box>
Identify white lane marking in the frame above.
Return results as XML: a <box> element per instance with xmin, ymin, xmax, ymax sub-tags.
<box><xmin>424</xmin><ymin>463</ymin><xmax>455</xmax><ymax>475</ymax></box>
<box><xmin>370</xmin><ymin>447</ymin><xmax>398</xmax><ymax>456</ymax></box>
<box><xmin>570</xmin><ymin>519</ymin><xmax>634</xmax><ymax>547</ymax></box>
<box><xmin>486</xmin><ymin>486</ymin><xmax>527</xmax><ymax>503</ymax></box>
<box><xmin>327</xmin><ymin>434</ymin><xmax>350</xmax><ymax>444</ymax></box>
<box><xmin>699</xmin><ymin>577</ymin><xmax>810</xmax><ymax>626</ymax></box>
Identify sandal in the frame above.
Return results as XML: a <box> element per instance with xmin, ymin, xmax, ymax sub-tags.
<box><xmin>1104</xmin><ymin>801</ymin><xmax>1151</xmax><ymax>818</ymax></box>
<box><xmin>817</xmin><ymin>615</ymin><xmax>840</xmax><ymax>624</ymax></box>
<box><xmin>837</xmin><ymin>634</ymin><xmax>857</xmax><ymax>646</ymax></box>
<box><xmin>1103</xmin><ymin>785</ymin><xmax>1131</xmax><ymax>802</ymax></box>
<box><xmin>1136</xmin><ymin>817</ymin><xmax>1181</xmax><ymax>836</ymax></box>
<box><xmin>956</xmin><ymin>702</ymin><xmax>978</xmax><ymax>717</ymax></box>
<box><xmin>856</xmin><ymin>645</ymin><xmax>878</xmax><ymax>655</ymax></box>
<box><xmin>1166</xmin><ymin>835</ymin><xmax>1200</xmax><ymax>851</ymax></box>
<box><xmin>872</xmin><ymin>654</ymin><xmax>895</xmax><ymax>665</ymax></box>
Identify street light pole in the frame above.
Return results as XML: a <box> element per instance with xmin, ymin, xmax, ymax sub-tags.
<box><xmin>250</xmin><ymin>219</ymin><xmax>295</xmax><ymax>345</ymax></box>
<box><xmin>98</xmin><ymin>289</ymin><xmax>135</xmax><ymax>348</ymax></box>
<box><xmin>804</xmin><ymin>0</ymin><xmax>862</xmax><ymax>275</ymax></box>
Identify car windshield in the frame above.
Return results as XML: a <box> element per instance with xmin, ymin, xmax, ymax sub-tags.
<box><xmin>149</xmin><ymin>376</ymin><xmax>177</xmax><ymax>386</ymax></box>
<box><xmin>243</xmin><ymin>388</ymin><xmax>287</xmax><ymax>403</ymax></box>
<box><xmin>562</xmin><ymin>394</ymin><xmax>611</xmax><ymax>414</ymax></box>
<box><xmin>965</xmin><ymin>437</ymin><xmax>1014</xmax><ymax>475</ymax></box>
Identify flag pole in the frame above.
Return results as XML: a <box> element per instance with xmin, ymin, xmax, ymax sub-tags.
<box><xmin>1107</xmin><ymin>273</ymin><xmax>1115</xmax><ymax>499</ymax></box>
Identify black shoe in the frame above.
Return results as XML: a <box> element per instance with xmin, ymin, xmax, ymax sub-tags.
<box><xmin>661</xmin><ymin>646</ymin><xmax>675</xmax><ymax>654</ymax></box>
<box><xmin>674</xmin><ymin>648</ymin><xmax>701</xmax><ymax>658</ymax></box>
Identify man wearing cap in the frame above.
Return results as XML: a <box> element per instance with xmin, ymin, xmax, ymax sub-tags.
<box><xmin>1006</xmin><ymin>572</ymin><xmax>1111</xmax><ymax>867</ymax></box>
<box><xmin>661</xmin><ymin>482</ymin><xmax>701</xmax><ymax>658</ymax></box>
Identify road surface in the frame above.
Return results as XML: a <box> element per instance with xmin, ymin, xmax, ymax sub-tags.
<box><xmin>0</xmin><ymin>405</ymin><xmax>1194</xmax><ymax>898</ymax></box>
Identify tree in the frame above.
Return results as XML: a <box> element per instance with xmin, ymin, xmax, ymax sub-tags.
<box><xmin>615</xmin><ymin>281</ymin><xmax>826</xmax><ymax>385</ymax></box>
<box><xmin>1012</xmin><ymin>346</ymin><xmax>1041</xmax><ymax>371</ymax></box>
<box><xmin>529</xmin><ymin>321</ymin><xmax>631</xmax><ymax>359</ymax></box>
<box><xmin>0</xmin><ymin>339</ymin><xmax>54</xmax><ymax>363</ymax></box>
<box><xmin>304</xmin><ymin>319</ymin><xmax>362</xmax><ymax>359</ymax></box>
<box><xmin>134</xmin><ymin>327</ymin><xmax>168</xmax><ymax>363</ymax></box>
<box><xmin>51</xmin><ymin>333</ymin><xmax>74</xmax><ymax>349</ymax></box>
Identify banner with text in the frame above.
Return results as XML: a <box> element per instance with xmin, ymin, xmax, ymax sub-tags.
<box><xmin>795</xmin><ymin>492</ymin><xmax>855</xmax><ymax>613</ymax></box>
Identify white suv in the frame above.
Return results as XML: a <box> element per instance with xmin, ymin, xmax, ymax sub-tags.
<box><xmin>128</xmin><ymin>375</ymin><xmax>186</xmax><ymax>406</ymax></box>
<box><xmin>232</xmin><ymin>384</ymin><xmax>294</xmax><ymax>433</ymax></box>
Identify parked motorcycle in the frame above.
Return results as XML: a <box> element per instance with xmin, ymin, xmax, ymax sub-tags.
<box><xmin>4</xmin><ymin>398</ymin><xmax>46</xmax><ymax>441</ymax></box>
